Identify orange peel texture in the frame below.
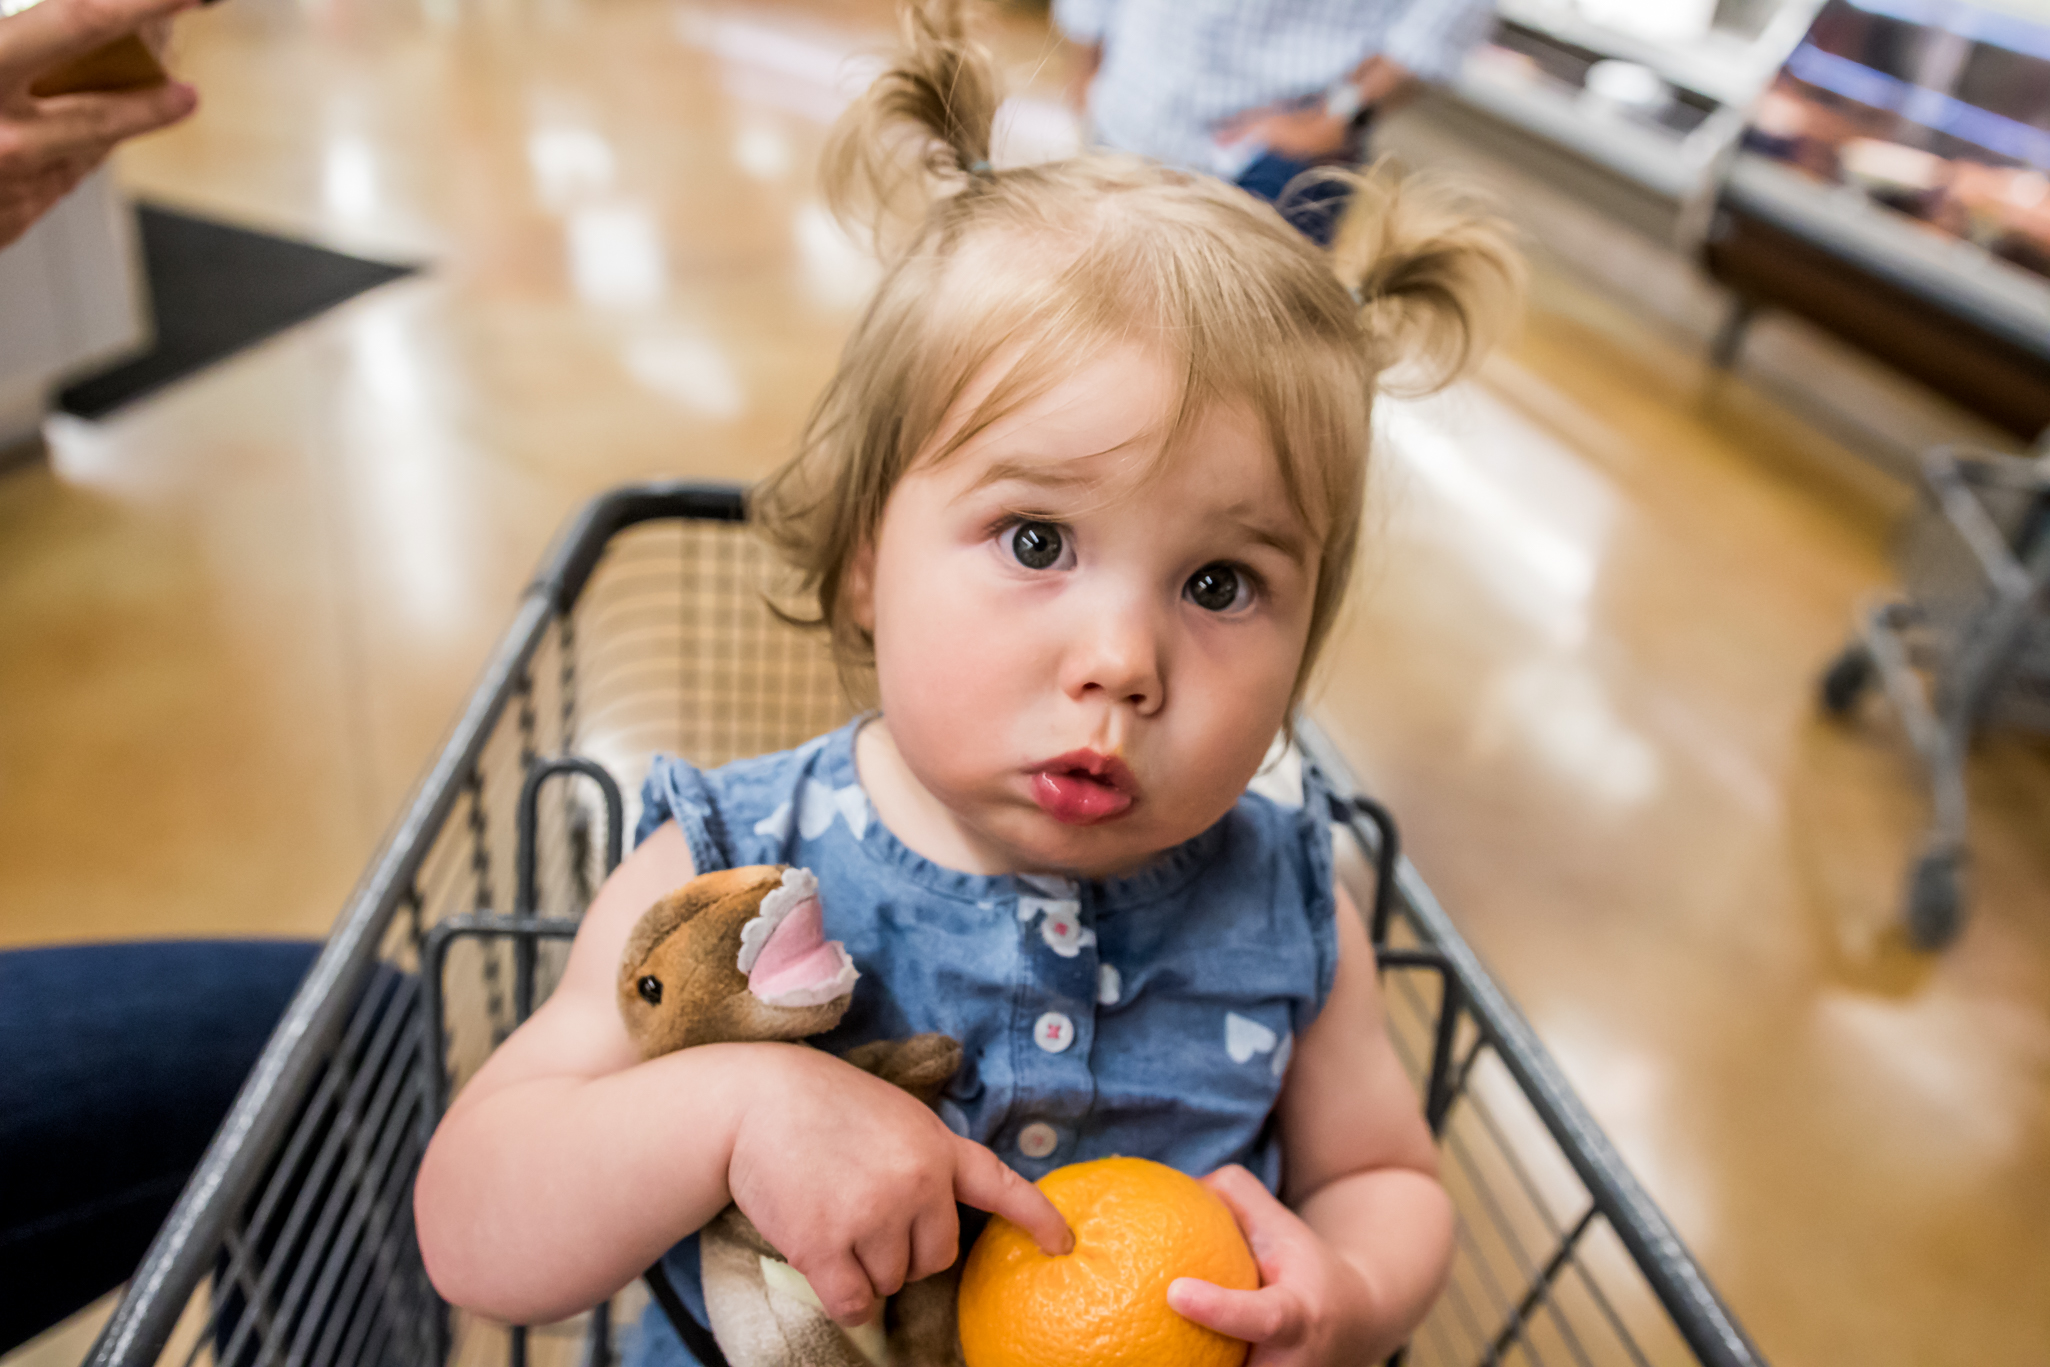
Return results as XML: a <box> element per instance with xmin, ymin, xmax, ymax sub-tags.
<box><xmin>957</xmin><ymin>1156</ymin><xmax>1260</xmax><ymax>1367</ymax></box>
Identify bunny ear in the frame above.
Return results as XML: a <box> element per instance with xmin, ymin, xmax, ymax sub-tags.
<box><xmin>819</xmin><ymin>0</ymin><xmax>1004</xmax><ymax>256</ymax></box>
<box><xmin>1324</xmin><ymin>161</ymin><xmax>1525</xmax><ymax>398</ymax></box>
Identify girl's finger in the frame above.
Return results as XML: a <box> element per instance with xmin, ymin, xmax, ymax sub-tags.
<box><xmin>950</xmin><ymin>1136</ymin><xmax>1073</xmax><ymax>1256</ymax></box>
<box><xmin>905</xmin><ymin>1203</ymin><xmax>959</xmax><ymax>1283</ymax></box>
<box><xmin>796</xmin><ymin>1252</ymin><xmax>878</xmax><ymax>1328</ymax></box>
<box><xmin>1167</xmin><ymin>1277</ymin><xmax>1307</xmax><ymax>1346</ymax></box>
<box><xmin>1205</xmin><ymin>1165</ymin><xmax>1311</xmax><ymax>1234</ymax></box>
<box><xmin>1201</xmin><ymin>1165</ymin><xmax>1316</xmax><ymax>1284</ymax></box>
<box><xmin>1203</xmin><ymin>1165</ymin><xmax>1293</xmax><ymax>1241</ymax></box>
<box><xmin>24</xmin><ymin>80</ymin><xmax>195</xmax><ymax>157</ymax></box>
<box><xmin>851</xmin><ymin>1226</ymin><xmax>911</xmax><ymax>1300</ymax></box>
<box><xmin>0</xmin><ymin>0</ymin><xmax>197</xmax><ymax>90</ymax></box>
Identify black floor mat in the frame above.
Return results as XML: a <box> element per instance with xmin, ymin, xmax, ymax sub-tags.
<box><xmin>57</xmin><ymin>205</ymin><xmax>419</xmax><ymax>419</ymax></box>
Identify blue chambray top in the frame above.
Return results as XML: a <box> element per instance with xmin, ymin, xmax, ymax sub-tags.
<box><xmin>626</xmin><ymin>718</ymin><xmax>1336</xmax><ymax>1366</ymax></box>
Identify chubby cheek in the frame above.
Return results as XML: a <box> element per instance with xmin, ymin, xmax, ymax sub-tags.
<box><xmin>870</xmin><ymin>552</ymin><xmax>1040</xmax><ymax>787</ymax></box>
<box><xmin>1172</xmin><ymin>628</ymin><xmax>1302</xmax><ymax>807</ymax></box>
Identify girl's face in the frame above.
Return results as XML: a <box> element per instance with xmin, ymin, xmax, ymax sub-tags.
<box><xmin>848</xmin><ymin>345</ymin><xmax>1320</xmax><ymax>879</ymax></box>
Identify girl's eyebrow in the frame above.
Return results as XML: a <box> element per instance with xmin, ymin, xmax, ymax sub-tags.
<box><xmin>963</xmin><ymin>460</ymin><xmax>1093</xmax><ymax>495</ymax></box>
<box><xmin>1223</xmin><ymin>509</ymin><xmax>1311</xmax><ymax>564</ymax></box>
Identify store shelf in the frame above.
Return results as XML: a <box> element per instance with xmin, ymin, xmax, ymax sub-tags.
<box><xmin>1721</xmin><ymin>153</ymin><xmax>2050</xmax><ymax>363</ymax></box>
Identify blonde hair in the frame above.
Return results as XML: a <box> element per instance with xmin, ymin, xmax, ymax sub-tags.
<box><xmin>755</xmin><ymin>0</ymin><xmax>1523</xmax><ymax>707</ymax></box>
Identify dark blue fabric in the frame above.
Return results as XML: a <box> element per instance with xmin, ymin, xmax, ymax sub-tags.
<box><xmin>628</xmin><ymin>1240</ymin><xmax>709</xmax><ymax>1367</ymax></box>
<box><xmin>626</xmin><ymin>720</ymin><xmax>1338</xmax><ymax>1367</ymax></box>
<box><xmin>1231</xmin><ymin>113</ymin><xmax>1371</xmax><ymax>246</ymax></box>
<box><xmin>1236</xmin><ymin>151</ymin><xmax>1352</xmax><ymax>246</ymax></box>
<box><xmin>0</xmin><ymin>939</ymin><xmax>318</xmax><ymax>1352</ymax></box>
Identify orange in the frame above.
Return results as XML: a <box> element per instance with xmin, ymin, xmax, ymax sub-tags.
<box><xmin>957</xmin><ymin>1156</ymin><xmax>1260</xmax><ymax>1367</ymax></box>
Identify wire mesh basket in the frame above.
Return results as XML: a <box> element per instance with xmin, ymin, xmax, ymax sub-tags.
<box><xmin>85</xmin><ymin>483</ymin><xmax>1766</xmax><ymax>1367</ymax></box>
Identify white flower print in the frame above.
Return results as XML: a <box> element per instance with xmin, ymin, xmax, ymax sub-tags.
<box><xmin>1018</xmin><ymin>896</ymin><xmax>1094</xmax><ymax>958</ymax></box>
<box><xmin>1039</xmin><ymin>909</ymin><xmax>1095</xmax><ymax>958</ymax></box>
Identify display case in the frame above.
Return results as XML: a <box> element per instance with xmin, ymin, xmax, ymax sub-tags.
<box><xmin>1394</xmin><ymin>0</ymin><xmax>1823</xmax><ymax>242</ymax></box>
<box><xmin>1708</xmin><ymin>0</ymin><xmax>2050</xmax><ymax>438</ymax></box>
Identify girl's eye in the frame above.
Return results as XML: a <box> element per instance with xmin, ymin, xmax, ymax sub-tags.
<box><xmin>1185</xmin><ymin>563</ymin><xmax>1249</xmax><ymax>613</ymax></box>
<box><xmin>1009</xmin><ymin>521</ymin><xmax>1065</xmax><ymax>570</ymax></box>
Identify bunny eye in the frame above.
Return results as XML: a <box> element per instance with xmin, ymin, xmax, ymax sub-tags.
<box><xmin>637</xmin><ymin>976</ymin><xmax>663</xmax><ymax>1005</ymax></box>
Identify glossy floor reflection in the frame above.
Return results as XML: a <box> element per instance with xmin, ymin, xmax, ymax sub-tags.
<box><xmin>1</xmin><ymin>1</ymin><xmax>2045</xmax><ymax>1365</ymax></box>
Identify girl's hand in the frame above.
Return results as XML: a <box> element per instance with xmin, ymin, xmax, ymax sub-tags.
<box><xmin>1166</xmin><ymin>1165</ymin><xmax>1392</xmax><ymax>1366</ymax></box>
<box><xmin>726</xmin><ymin>1046</ymin><xmax>1071</xmax><ymax>1328</ymax></box>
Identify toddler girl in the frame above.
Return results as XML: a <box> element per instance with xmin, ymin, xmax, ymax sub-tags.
<box><xmin>415</xmin><ymin>3</ymin><xmax>1520</xmax><ymax>1363</ymax></box>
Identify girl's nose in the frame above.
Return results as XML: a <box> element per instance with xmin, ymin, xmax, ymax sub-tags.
<box><xmin>1062</xmin><ymin>596</ymin><xmax>1165</xmax><ymax>716</ymax></box>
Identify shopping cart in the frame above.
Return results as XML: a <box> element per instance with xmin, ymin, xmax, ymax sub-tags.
<box><xmin>84</xmin><ymin>482</ymin><xmax>1768</xmax><ymax>1367</ymax></box>
<box><xmin>1818</xmin><ymin>440</ymin><xmax>2050</xmax><ymax>949</ymax></box>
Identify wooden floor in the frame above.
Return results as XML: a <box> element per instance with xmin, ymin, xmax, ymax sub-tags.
<box><xmin>2</xmin><ymin>1</ymin><xmax>2046</xmax><ymax>1365</ymax></box>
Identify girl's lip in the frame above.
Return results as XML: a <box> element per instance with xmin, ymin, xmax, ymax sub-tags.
<box><xmin>1027</xmin><ymin>750</ymin><xmax>1138</xmax><ymax>825</ymax></box>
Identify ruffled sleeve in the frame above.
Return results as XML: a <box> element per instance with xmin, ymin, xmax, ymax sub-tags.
<box><xmin>636</xmin><ymin>757</ymin><xmax>737</xmax><ymax>875</ymax></box>
<box><xmin>1294</xmin><ymin>763</ymin><xmax>1342</xmax><ymax>1016</ymax></box>
<box><xmin>632</xmin><ymin>725</ymin><xmax>857</xmax><ymax>876</ymax></box>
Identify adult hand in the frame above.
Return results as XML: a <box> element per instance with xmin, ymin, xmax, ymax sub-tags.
<box><xmin>1215</xmin><ymin>57</ymin><xmax>1418</xmax><ymax>163</ymax></box>
<box><xmin>0</xmin><ymin>0</ymin><xmax>198</xmax><ymax>250</ymax></box>
<box><xmin>1216</xmin><ymin>103</ymin><xmax>1354</xmax><ymax>161</ymax></box>
<box><xmin>1065</xmin><ymin>39</ymin><xmax>1100</xmax><ymax>115</ymax></box>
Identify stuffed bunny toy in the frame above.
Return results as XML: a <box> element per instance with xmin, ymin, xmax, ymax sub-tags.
<box><xmin>617</xmin><ymin>864</ymin><xmax>964</xmax><ymax>1367</ymax></box>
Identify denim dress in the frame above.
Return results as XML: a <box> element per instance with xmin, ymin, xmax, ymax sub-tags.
<box><xmin>624</xmin><ymin>719</ymin><xmax>1338</xmax><ymax>1367</ymax></box>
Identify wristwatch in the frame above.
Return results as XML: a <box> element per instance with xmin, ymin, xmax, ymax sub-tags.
<box><xmin>1322</xmin><ymin>77</ymin><xmax>1367</xmax><ymax>125</ymax></box>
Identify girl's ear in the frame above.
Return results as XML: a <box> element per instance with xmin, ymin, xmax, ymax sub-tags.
<box><xmin>845</xmin><ymin>539</ymin><xmax>879</xmax><ymax>633</ymax></box>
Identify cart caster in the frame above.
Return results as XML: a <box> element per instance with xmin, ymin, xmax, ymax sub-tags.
<box><xmin>1904</xmin><ymin>851</ymin><xmax>1966</xmax><ymax>950</ymax></box>
<box><xmin>1820</xmin><ymin>644</ymin><xmax>1873</xmax><ymax>717</ymax></box>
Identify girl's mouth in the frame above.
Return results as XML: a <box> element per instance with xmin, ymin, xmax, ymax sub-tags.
<box><xmin>1028</xmin><ymin>750</ymin><xmax>1137</xmax><ymax>825</ymax></box>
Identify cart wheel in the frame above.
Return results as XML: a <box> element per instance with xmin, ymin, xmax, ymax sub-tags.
<box><xmin>1904</xmin><ymin>852</ymin><xmax>1966</xmax><ymax>950</ymax></box>
<box><xmin>1819</xmin><ymin>644</ymin><xmax>1874</xmax><ymax>717</ymax></box>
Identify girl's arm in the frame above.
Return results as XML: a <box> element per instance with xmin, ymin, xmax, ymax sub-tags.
<box><xmin>1168</xmin><ymin>885</ymin><xmax>1455</xmax><ymax>1364</ymax></box>
<box><xmin>414</xmin><ymin>820</ymin><xmax>1068</xmax><ymax>1327</ymax></box>
<box><xmin>415</xmin><ymin>819</ymin><xmax>733</xmax><ymax>1318</ymax></box>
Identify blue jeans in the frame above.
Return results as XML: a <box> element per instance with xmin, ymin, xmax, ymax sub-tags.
<box><xmin>0</xmin><ymin>940</ymin><xmax>318</xmax><ymax>1352</ymax></box>
<box><xmin>1232</xmin><ymin>116</ymin><xmax>1370</xmax><ymax>247</ymax></box>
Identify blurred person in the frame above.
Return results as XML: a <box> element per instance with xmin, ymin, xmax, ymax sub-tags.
<box><xmin>0</xmin><ymin>942</ymin><xmax>319</xmax><ymax>1352</ymax></box>
<box><xmin>0</xmin><ymin>0</ymin><xmax>197</xmax><ymax>249</ymax></box>
<box><xmin>0</xmin><ymin>3</ymin><xmax>306</xmax><ymax>1353</ymax></box>
<box><xmin>1056</xmin><ymin>0</ymin><xmax>1497</xmax><ymax>241</ymax></box>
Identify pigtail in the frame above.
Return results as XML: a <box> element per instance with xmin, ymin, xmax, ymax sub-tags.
<box><xmin>820</xmin><ymin>0</ymin><xmax>1003</xmax><ymax>253</ymax></box>
<box><xmin>1326</xmin><ymin>164</ymin><xmax>1524</xmax><ymax>396</ymax></box>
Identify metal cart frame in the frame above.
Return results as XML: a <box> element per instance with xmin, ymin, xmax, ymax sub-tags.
<box><xmin>85</xmin><ymin>482</ymin><xmax>1767</xmax><ymax>1367</ymax></box>
<box><xmin>1820</xmin><ymin>440</ymin><xmax>2050</xmax><ymax>948</ymax></box>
